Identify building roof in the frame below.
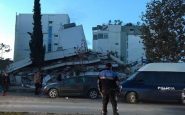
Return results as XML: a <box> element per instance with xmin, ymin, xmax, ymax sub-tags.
<box><xmin>138</xmin><ymin>63</ymin><xmax>185</xmax><ymax>72</ymax></box>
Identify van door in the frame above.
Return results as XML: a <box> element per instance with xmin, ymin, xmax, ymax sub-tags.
<box><xmin>157</xmin><ymin>72</ymin><xmax>185</xmax><ymax>101</ymax></box>
<box><xmin>133</xmin><ymin>72</ymin><xmax>156</xmax><ymax>101</ymax></box>
<box><xmin>153</xmin><ymin>72</ymin><xmax>183</xmax><ymax>101</ymax></box>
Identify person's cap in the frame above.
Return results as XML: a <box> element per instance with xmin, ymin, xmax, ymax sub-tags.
<box><xmin>106</xmin><ymin>63</ymin><xmax>112</xmax><ymax>68</ymax></box>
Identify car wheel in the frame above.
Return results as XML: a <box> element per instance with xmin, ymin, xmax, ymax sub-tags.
<box><xmin>48</xmin><ymin>88</ymin><xmax>58</xmax><ymax>98</ymax></box>
<box><xmin>88</xmin><ymin>89</ymin><xmax>98</xmax><ymax>99</ymax></box>
<box><xmin>126</xmin><ymin>92</ymin><xmax>137</xmax><ymax>104</ymax></box>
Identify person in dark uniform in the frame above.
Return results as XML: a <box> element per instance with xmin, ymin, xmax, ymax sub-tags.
<box><xmin>98</xmin><ymin>63</ymin><xmax>120</xmax><ymax>115</ymax></box>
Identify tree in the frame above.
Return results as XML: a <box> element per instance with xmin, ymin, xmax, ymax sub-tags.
<box><xmin>0</xmin><ymin>43</ymin><xmax>10</xmax><ymax>59</ymax></box>
<box><xmin>0</xmin><ymin>58</ymin><xmax>12</xmax><ymax>72</ymax></box>
<box><xmin>0</xmin><ymin>43</ymin><xmax>11</xmax><ymax>71</ymax></box>
<box><xmin>141</xmin><ymin>0</ymin><xmax>185</xmax><ymax>62</ymax></box>
<box><xmin>29</xmin><ymin>0</ymin><xmax>45</xmax><ymax>68</ymax></box>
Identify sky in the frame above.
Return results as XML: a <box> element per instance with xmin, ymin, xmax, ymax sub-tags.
<box><xmin>0</xmin><ymin>0</ymin><xmax>151</xmax><ymax>59</ymax></box>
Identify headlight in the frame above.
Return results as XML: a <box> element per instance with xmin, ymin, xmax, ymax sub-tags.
<box><xmin>43</xmin><ymin>86</ymin><xmax>48</xmax><ymax>90</ymax></box>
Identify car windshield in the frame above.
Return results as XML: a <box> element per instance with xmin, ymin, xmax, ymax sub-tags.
<box><xmin>126</xmin><ymin>72</ymin><xmax>138</xmax><ymax>81</ymax></box>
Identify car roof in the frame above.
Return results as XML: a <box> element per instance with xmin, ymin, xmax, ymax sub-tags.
<box><xmin>138</xmin><ymin>63</ymin><xmax>185</xmax><ymax>72</ymax></box>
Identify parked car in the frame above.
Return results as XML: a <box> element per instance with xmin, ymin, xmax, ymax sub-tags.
<box><xmin>43</xmin><ymin>75</ymin><xmax>99</xmax><ymax>99</ymax></box>
<box><xmin>21</xmin><ymin>77</ymin><xmax>35</xmax><ymax>88</ymax></box>
<box><xmin>121</xmin><ymin>63</ymin><xmax>185</xmax><ymax>104</ymax></box>
<box><xmin>21</xmin><ymin>75</ymin><xmax>56</xmax><ymax>89</ymax></box>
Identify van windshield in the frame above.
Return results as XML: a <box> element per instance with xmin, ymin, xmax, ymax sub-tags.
<box><xmin>127</xmin><ymin>72</ymin><xmax>138</xmax><ymax>81</ymax></box>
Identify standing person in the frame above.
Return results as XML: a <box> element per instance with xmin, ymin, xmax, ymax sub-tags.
<box><xmin>34</xmin><ymin>71</ymin><xmax>41</xmax><ymax>95</ymax></box>
<box><xmin>2</xmin><ymin>71</ymin><xmax>9</xmax><ymax>96</ymax></box>
<box><xmin>98</xmin><ymin>63</ymin><xmax>120</xmax><ymax>115</ymax></box>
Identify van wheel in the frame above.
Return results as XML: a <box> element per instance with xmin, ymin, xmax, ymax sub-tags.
<box><xmin>88</xmin><ymin>89</ymin><xmax>98</xmax><ymax>99</ymax></box>
<box><xmin>48</xmin><ymin>88</ymin><xmax>58</xmax><ymax>98</ymax></box>
<box><xmin>126</xmin><ymin>92</ymin><xmax>137</xmax><ymax>104</ymax></box>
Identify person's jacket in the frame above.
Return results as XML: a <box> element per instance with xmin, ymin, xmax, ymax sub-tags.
<box><xmin>98</xmin><ymin>69</ymin><xmax>119</xmax><ymax>93</ymax></box>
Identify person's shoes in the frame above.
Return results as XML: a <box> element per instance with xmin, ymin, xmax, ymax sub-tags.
<box><xmin>113</xmin><ymin>112</ymin><xmax>119</xmax><ymax>115</ymax></box>
<box><xmin>101</xmin><ymin>111</ymin><xmax>107</xmax><ymax>115</ymax></box>
<box><xmin>2</xmin><ymin>92</ymin><xmax>7</xmax><ymax>96</ymax></box>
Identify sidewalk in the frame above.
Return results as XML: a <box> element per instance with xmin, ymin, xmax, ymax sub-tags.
<box><xmin>0</xmin><ymin>86</ymin><xmax>100</xmax><ymax>115</ymax></box>
<box><xmin>0</xmin><ymin>94</ymin><xmax>100</xmax><ymax>115</ymax></box>
<box><xmin>9</xmin><ymin>86</ymin><xmax>35</xmax><ymax>93</ymax></box>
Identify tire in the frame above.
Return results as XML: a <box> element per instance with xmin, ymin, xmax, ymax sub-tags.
<box><xmin>126</xmin><ymin>92</ymin><xmax>137</xmax><ymax>104</ymax></box>
<box><xmin>88</xmin><ymin>89</ymin><xmax>98</xmax><ymax>99</ymax></box>
<box><xmin>48</xmin><ymin>88</ymin><xmax>58</xmax><ymax>98</ymax></box>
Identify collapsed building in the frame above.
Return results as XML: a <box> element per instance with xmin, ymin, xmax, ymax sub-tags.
<box><xmin>7</xmin><ymin>14</ymin><xmax>128</xmax><ymax>86</ymax></box>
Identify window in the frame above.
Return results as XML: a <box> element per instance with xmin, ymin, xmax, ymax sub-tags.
<box><xmin>164</xmin><ymin>72</ymin><xmax>185</xmax><ymax>84</ymax></box>
<box><xmin>49</xmin><ymin>21</ymin><xmax>53</xmax><ymax>24</ymax></box>
<box><xmin>104</xmin><ymin>34</ymin><xmax>108</xmax><ymax>39</ymax></box>
<box><xmin>93</xmin><ymin>34</ymin><xmax>98</xmax><ymax>40</ymax></box>
<box><xmin>76</xmin><ymin>77</ymin><xmax>84</xmax><ymax>83</ymax></box>
<box><xmin>130</xmin><ymin>29</ymin><xmax>134</xmax><ymax>31</ymax></box>
<box><xmin>98</xmin><ymin>33</ymin><xmax>103</xmax><ymax>39</ymax></box>
<box><xmin>133</xmin><ymin>71</ymin><xmax>185</xmax><ymax>85</ymax></box>
<box><xmin>135</xmin><ymin>72</ymin><xmax>157</xmax><ymax>85</ymax></box>
<box><xmin>54</xmin><ymin>35</ymin><xmax>58</xmax><ymax>37</ymax></box>
<box><xmin>64</xmin><ymin>78</ymin><xmax>76</xmax><ymax>85</ymax></box>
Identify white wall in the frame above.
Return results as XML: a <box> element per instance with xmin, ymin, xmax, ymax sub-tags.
<box><xmin>127</xmin><ymin>35</ymin><xmax>145</xmax><ymax>63</ymax></box>
<box><xmin>58</xmin><ymin>25</ymin><xmax>87</xmax><ymax>50</ymax></box>
<box><xmin>14</xmin><ymin>14</ymin><xmax>70</xmax><ymax>61</ymax></box>
<box><xmin>93</xmin><ymin>25</ymin><xmax>121</xmax><ymax>57</ymax></box>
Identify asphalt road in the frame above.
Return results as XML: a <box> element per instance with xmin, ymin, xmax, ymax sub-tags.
<box><xmin>0</xmin><ymin>93</ymin><xmax>184</xmax><ymax>115</ymax></box>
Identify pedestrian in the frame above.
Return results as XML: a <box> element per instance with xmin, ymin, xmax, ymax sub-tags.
<box><xmin>34</xmin><ymin>71</ymin><xmax>41</xmax><ymax>95</ymax></box>
<box><xmin>98</xmin><ymin>63</ymin><xmax>120</xmax><ymax>115</ymax></box>
<box><xmin>2</xmin><ymin>71</ymin><xmax>10</xmax><ymax>96</ymax></box>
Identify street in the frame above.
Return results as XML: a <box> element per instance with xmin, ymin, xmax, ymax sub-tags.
<box><xmin>0</xmin><ymin>92</ymin><xmax>184</xmax><ymax>115</ymax></box>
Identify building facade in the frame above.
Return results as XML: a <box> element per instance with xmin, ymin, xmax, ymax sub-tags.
<box><xmin>14</xmin><ymin>14</ymin><xmax>87</xmax><ymax>62</ymax></box>
<box><xmin>92</xmin><ymin>23</ymin><xmax>145</xmax><ymax>64</ymax></box>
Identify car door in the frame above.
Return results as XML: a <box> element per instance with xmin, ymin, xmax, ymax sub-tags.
<box><xmin>60</xmin><ymin>77</ymin><xmax>84</xmax><ymax>96</ymax></box>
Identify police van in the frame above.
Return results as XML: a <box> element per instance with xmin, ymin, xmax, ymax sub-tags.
<box><xmin>121</xmin><ymin>63</ymin><xmax>185</xmax><ymax>103</ymax></box>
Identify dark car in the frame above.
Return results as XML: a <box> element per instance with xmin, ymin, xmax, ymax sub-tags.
<box><xmin>43</xmin><ymin>75</ymin><xmax>99</xmax><ymax>99</ymax></box>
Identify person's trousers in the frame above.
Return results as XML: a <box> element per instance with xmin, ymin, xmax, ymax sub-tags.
<box><xmin>2</xmin><ymin>84</ymin><xmax>8</xmax><ymax>96</ymax></box>
<box><xmin>102</xmin><ymin>90</ymin><xmax>119</xmax><ymax>115</ymax></box>
<box><xmin>35</xmin><ymin>83</ymin><xmax>40</xmax><ymax>95</ymax></box>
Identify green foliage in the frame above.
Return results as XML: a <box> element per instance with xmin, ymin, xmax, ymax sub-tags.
<box><xmin>141</xmin><ymin>0</ymin><xmax>185</xmax><ymax>62</ymax></box>
<box><xmin>29</xmin><ymin>0</ymin><xmax>45</xmax><ymax>67</ymax></box>
<box><xmin>0</xmin><ymin>58</ymin><xmax>12</xmax><ymax>71</ymax></box>
<box><xmin>0</xmin><ymin>43</ymin><xmax>10</xmax><ymax>59</ymax></box>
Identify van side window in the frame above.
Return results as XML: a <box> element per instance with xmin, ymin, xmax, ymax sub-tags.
<box><xmin>166</xmin><ymin>72</ymin><xmax>185</xmax><ymax>84</ymax></box>
<box><xmin>135</xmin><ymin>72</ymin><xmax>163</xmax><ymax>85</ymax></box>
<box><xmin>149</xmin><ymin>72</ymin><xmax>185</xmax><ymax>85</ymax></box>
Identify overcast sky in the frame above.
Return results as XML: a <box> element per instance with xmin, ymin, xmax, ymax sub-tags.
<box><xmin>0</xmin><ymin>0</ymin><xmax>151</xmax><ymax>59</ymax></box>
